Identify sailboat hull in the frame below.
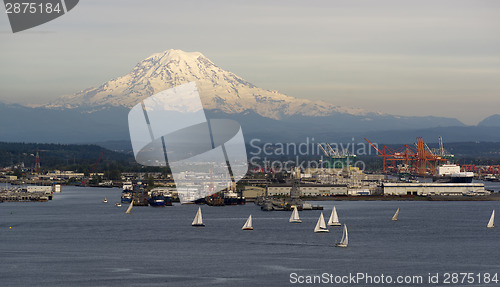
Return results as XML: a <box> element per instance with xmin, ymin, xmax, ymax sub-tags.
<box><xmin>335</xmin><ymin>243</ymin><xmax>347</xmax><ymax>248</ymax></box>
<box><xmin>192</xmin><ymin>224</ymin><xmax>205</xmax><ymax>227</ymax></box>
<box><xmin>314</xmin><ymin>229</ymin><xmax>329</xmax><ymax>233</ymax></box>
<box><xmin>290</xmin><ymin>220</ymin><xmax>302</xmax><ymax>223</ymax></box>
<box><xmin>328</xmin><ymin>223</ymin><xmax>341</xmax><ymax>226</ymax></box>
<box><xmin>242</xmin><ymin>227</ymin><xmax>253</xmax><ymax>230</ymax></box>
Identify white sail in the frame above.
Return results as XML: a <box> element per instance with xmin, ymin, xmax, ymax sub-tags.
<box><xmin>392</xmin><ymin>208</ymin><xmax>399</xmax><ymax>221</ymax></box>
<box><xmin>335</xmin><ymin>224</ymin><xmax>348</xmax><ymax>247</ymax></box>
<box><xmin>487</xmin><ymin>210</ymin><xmax>495</xmax><ymax>228</ymax></box>
<box><xmin>192</xmin><ymin>207</ymin><xmax>205</xmax><ymax>226</ymax></box>
<box><xmin>125</xmin><ymin>201</ymin><xmax>133</xmax><ymax>214</ymax></box>
<box><xmin>289</xmin><ymin>206</ymin><xmax>302</xmax><ymax>223</ymax></box>
<box><xmin>314</xmin><ymin>212</ymin><xmax>329</xmax><ymax>233</ymax></box>
<box><xmin>242</xmin><ymin>214</ymin><xmax>253</xmax><ymax>230</ymax></box>
<box><xmin>328</xmin><ymin>206</ymin><xmax>341</xmax><ymax>226</ymax></box>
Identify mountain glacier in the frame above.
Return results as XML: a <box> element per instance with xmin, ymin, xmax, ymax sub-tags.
<box><xmin>0</xmin><ymin>49</ymin><xmax>477</xmax><ymax>144</ymax></box>
<box><xmin>47</xmin><ymin>49</ymin><xmax>367</xmax><ymax>120</ymax></box>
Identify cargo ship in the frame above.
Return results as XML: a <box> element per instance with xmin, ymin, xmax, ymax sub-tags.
<box><xmin>435</xmin><ymin>172</ymin><xmax>474</xmax><ymax>183</ymax></box>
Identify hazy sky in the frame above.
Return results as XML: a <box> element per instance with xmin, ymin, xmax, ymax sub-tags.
<box><xmin>1</xmin><ymin>0</ymin><xmax>499</xmax><ymax>125</ymax></box>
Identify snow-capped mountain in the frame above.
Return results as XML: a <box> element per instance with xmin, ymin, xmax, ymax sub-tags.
<box><xmin>47</xmin><ymin>49</ymin><xmax>367</xmax><ymax>120</ymax></box>
<box><xmin>1</xmin><ymin>49</ymin><xmax>474</xmax><ymax>145</ymax></box>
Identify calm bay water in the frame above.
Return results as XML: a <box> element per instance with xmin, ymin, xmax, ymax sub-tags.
<box><xmin>1</xmin><ymin>186</ymin><xmax>500</xmax><ymax>287</ymax></box>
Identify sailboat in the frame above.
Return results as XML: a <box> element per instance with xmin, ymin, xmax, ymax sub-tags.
<box><xmin>327</xmin><ymin>206</ymin><xmax>341</xmax><ymax>226</ymax></box>
<box><xmin>289</xmin><ymin>206</ymin><xmax>302</xmax><ymax>223</ymax></box>
<box><xmin>242</xmin><ymin>214</ymin><xmax>253</xmax><ymax>230</ymax></box>
<box><xmin>103</xmin><ymin>198</ymin><xmax>108</xmax><ymax>203</ymax></box>
<box><xmin>335</xmin><ymin>224</ymin><xmax>349</xmax><ymax>248</ymax></box>
<box><xmin>487</xmin><ymin>210</ymin><xmax>495</xmax><ymax>228</ymax></box>
<box><xmin>392</xmin><ymin>208</ymin><xmax>399</xmax><ymax>221</ymax></box>
<box><xmin>314</xmin><ymin>212</ymin><xmax>329</xmax><ymax>233</ymax></box>
<box><xmin>125</xmin><ymin>201</ymin><xmax>133</xmax><ymax>214</ymax></box>
<box><xmin>192</xmin><ymin>207</ymin><xmax>205</xmax><ymax>227</ymax></box>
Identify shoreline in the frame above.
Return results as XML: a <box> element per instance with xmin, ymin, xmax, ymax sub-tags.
<box><xmin>300</xmin><ymin>193</ymin><xmax>500</xmax><ymax>202</ymax></box>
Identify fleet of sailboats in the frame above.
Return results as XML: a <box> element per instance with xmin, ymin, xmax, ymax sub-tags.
<box><xmin>487</xmin><ymin>210</ymin><xmax>495</xmax><ymax>229</ymax></box>
<box><xmin>242</xmin><ymin>215</ymin><xmax>253</xmax><ymax>230</ymax></box>
<box><xmin>192</xmin><ymin>207</ymin><xmax>205</xmax><ymax>227</ymax></box>
<box><xmin>392</xmin><ymin>208</ymin><xmax>399</xmax><ymax>221</ymax></box>
<box><xmin>110</xmin><ymin>201</ymin><xmax>497</xmax><ymax>247</ymax></box>
<box><xmin>327</xmin><ymin>206</ymin><xmax>341</xmax><ymax>226</ymax></box>
<box><xmin>314</xmin><ymin>212</ymin><xmax>329</xmax><ymax>233</ymax></box>
<box><xmin>289</xmin><ymin>206</ymin><xmax>302</xmax><ymax>223</ymax></box>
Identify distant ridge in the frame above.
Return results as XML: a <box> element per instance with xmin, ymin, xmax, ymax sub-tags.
<box><xmin>478</xmin><ymin>114</ymin><xmax>500</xmax><ymax>127</ymax></box>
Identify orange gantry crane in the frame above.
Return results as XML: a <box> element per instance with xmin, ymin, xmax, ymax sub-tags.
<box><xmin>364</xmin><ymin>137</ymin><xmax>448</xmax><ymax>176</ymax></box>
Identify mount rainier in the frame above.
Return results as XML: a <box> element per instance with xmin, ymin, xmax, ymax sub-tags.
<box><xmin>48</xmin><ymin>49</ymin><xmax>368</xmax><ymax>120</ymax></box>
<box><xmin>2</xmin><ymin>49</ymin><xmax>486</xmax><ymax>145</ymax></box>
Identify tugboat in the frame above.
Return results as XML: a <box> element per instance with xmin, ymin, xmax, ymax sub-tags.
<box><xmin>148</xmin><ymin>191</ymin><xmax>166</xmax><ymax>207</ymax></box>
<box><xmin>223</xmin><ymin>190</ymin><xmax>246</xmax><ymax>205</ymax></box>
<box><xmin>223</xmin><ymin>190</ymin><xmax>239</xmax><ymax>205</ymax></box>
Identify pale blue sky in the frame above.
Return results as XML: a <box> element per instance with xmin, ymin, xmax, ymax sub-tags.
<box><xmin>1</xmin><ymin>0</ymin><xmax>499</xmax><ymax>125</ymax></box>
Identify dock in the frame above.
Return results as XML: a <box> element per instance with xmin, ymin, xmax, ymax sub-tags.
<box><xmin>0</xmin><ymin>186</ymin><xmax>53</xmax><ymax>202</ymax></box>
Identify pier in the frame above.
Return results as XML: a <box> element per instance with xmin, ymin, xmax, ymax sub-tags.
<box><xmin>0</xmin><ymin>186</ymin><xmax>53</xmax><ymax>202</ymax></box>
<box><xmin>0</xmin><ymin>186</ymin><xmax>56</xmax><ymax>202</ymax></box>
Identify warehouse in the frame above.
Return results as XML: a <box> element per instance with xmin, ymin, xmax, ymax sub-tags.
<box><xmin>383</xmin><ymin>182</ymin><xmax>488</xmax><ymax>196</ymax></box>
<box><xmin>266</xmin><ymin>184</ymin><xmax>348</xmax><ymax>196</ymax></box>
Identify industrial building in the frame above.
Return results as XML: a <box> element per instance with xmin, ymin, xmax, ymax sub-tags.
<box><xmin>267</xmin><ymin>184</ymin><xmax>348</xmax><ymax>197</ymax></box>
<box><xmin>383</xmin><ymin>182</ymin><xmax>488</xmax><ymax>196</ymax></box>
<box><xmin>242</xmin><ymin>186</ymin><xmax>266</xmax><ymax>200</ymax></box>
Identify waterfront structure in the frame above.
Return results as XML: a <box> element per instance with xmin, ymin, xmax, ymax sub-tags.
<box><xmin>0</xmin><ymin>185</ymin><xmax>56</xmax><ymax>201</ymax></box>
<box><xmin>26</xmin><ymin>186</ymin><xmax>53</xmax><ymax>193</ymax></box>
<box><xmin>242</xmin><ymin>186</ymin><xmax>265</xmax><ymax>200</ymax></box>
<box><xmin>383</xmin><ymin>182</ymin><xmax>488</xmax><ymax>196</ymax></box>
<box><xmin>267</xmin><ymin>184</ymin><xmax>348</xmax><ymax>197</ymax></box>
<box><xmin>304</xmin><ymin>167</ymin><xmax>384</xmax><ymax>194</ymax></box>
